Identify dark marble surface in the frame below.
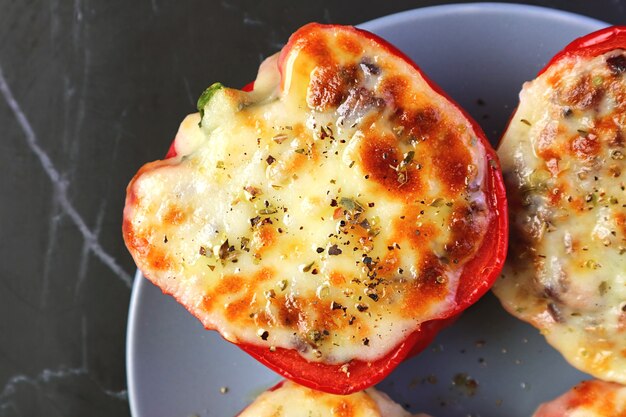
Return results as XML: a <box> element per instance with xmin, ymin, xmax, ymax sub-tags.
<box><xmin>0</xmin><ymin>1</ymin><xmax>624</xmax><ymax>415</ymax></box>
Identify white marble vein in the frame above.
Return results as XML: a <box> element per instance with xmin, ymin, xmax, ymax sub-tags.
<box><xmin>40</xmin><ymin>196</ymin><xmax>63</xmax><ymax>308</ymax></box>
<box><xmin>0</xmin><ymin>64</ymin><xmax>133</xmax><ymax>288</ymax></box>
<box><xmin>81</xmin><ymin>316</ymin><xmax>88</xmax><ymax>370</ymax></box>
<box><xmin>72</xmin><ymin>0</ymin><xmax>83</xmax><ymax>48</ymax></box>
<box><xmin>48</xmin><ymin>0</ymin><xmax>61</xmax><ymax>41</ymax></box>
<box><xmin>0</xmin><ymin>366</ymin><xmax>128</xmax><ymax>412</ymax></box>
<box><xmin>220</xmin><ymin>0</ymin><xmax>239</xmax><ymax>12</ymax></box>
<box><xmin>71</xmin><ymin>49</ymin><xmax>90</xmax><ymax>158</ymax></box>
<box><xmin>0</xmin><ymin>368</ymin><xmax>83</xmax><ymax>409</ymax></box>
<box><xmin>75</xmin><ymin>200</ymin><xmax>106</xmax><ymax>298</ymax></box>
<box><xmin>243</xmin><ymin>13</ymin><xmax>264</xmax><ymax>27</ymax></box>
<box><xmin>103</xmin><ymin>388</ymin><xmax>128</xmax><ymax>400</ymax></box>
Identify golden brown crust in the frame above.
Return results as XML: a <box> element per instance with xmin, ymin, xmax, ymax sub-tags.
<box><xmin>123</xmin><ymin>24</ymin><xmax>492</xmax><ymax>364</ymax></box>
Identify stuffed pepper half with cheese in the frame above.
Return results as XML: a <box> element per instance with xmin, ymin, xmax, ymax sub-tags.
<box><xmin>495</xmin><ymin>26</ymin><xmax>626</xmax><ymax>384</ymax></box>
<box><xmin>123</xmin><ymin>23</ymin><xmax>507</xmax><ymax>394</ymax></box>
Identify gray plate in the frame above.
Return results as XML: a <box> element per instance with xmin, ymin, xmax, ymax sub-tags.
<box><xmin>126</xmin><ymin>4</ymin><xmax>607</xmax><ymax>417</ymax></box>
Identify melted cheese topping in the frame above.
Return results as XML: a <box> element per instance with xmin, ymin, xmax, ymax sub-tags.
<box><xmin>532</xmin><ymin>380</ymin><xmax>626</xmax><ymax>417</ymax></box>
<box><xmin>495</xmin><ymin>50</ymin><xmax>626</xmax><ymax>382</ymax></box>
<box><xmin>238</xmin><ymin>380</ymin><xmax>431</xmax><ymax>417</ymax></box>
<box><xmin>124</xmin><ymin>25</ymin><xmax>491</xmax><ymax>363</ymax></box>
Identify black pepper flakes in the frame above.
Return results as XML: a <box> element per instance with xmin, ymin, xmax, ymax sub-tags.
<box><xmin>301</xmin><ymin>261</ymin><xmax>315</xmax><ymax>273</ymax></box>
<box><xmin>218</xmin><ymin>240</ymin><xmax>231</xmax><ymax>260</ymax></box>
<box><xmin>367</xmin><ymin>293</ymin><xmax>379</xmax><ymax>302</ymax></box>
<box><xmin>266</xmin><ymin>155</ymin><xmax>276</xmax><ymax>165</ymax></box>
<box><xmin>331</xmin><ymin>301</ymin><xmax>344</xmax><ymax>310</ymax></box>
<box><xmin>328</xmin><ymin>245</ymin><xmax>342</xmax><ymax>255</ymax></box>
<box><xmin>244</xmin><ymin>185</ymin><xmax>261</xmax><ymax>200</ymax></box>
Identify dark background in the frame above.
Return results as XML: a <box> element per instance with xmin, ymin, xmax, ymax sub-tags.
<box><xmin>0</xmin><ymin>1</ymin><xmax>624</xmax><ymax>415</ymax></box>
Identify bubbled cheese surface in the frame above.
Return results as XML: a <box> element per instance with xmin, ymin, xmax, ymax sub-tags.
<box><xmin>124</xmin><ymin>25</ymin><xmax>491</xmax><ymax>364</ymax></box>
<box><xmin>238</xmin><ymin>380</ymin><xmax>431</xmax><ymax>417</ymax></box>
<box><xmin>495</xmin><ymin>50</ymin><xmax>626</xmax><ymax>383</ymax></box>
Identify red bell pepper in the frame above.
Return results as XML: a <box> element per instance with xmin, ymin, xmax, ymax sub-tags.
<box><xmin>493</xmin><ymin>26</ymin><xmax>626</xmax><ymax>385</ymax></box>
<box><xmin>539</xmin><ymin>26</ymin><xmax>626</xmax><ymax>75</ymax></box>
<box><xmin>156</xmin><ymin>23</ymin><xmax>508</xmax><ymax>394</ymax></box>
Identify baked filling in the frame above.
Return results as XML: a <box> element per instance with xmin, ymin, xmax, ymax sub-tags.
<box><xmin>124</xmin><ymin>25</ymin><xmax>491</xmax><ymax>364</ymax></box>
<box><xmin>495</xmin><ymin>50</ymin><xmax>626</xmax><ymax>383</ymax></box>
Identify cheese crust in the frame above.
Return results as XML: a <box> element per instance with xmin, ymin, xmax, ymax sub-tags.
<box><xmin>237</xmin><ymin>380</ymin><xmax>431</xmax><ymax>417</ymax></box>
<box><xmin>532</xmin><ymin>380</ymin><xmax>626</xmax><ymax>417</ymax></box>
<box><xmin>495</xmin><ymin>50</ymin><xmax>626</xmax><ymax>382</ymax></box>
<box><xmin>124</xmin><ymin>25</ymin><xmax>491</xmax><ymax>364</ymax></box>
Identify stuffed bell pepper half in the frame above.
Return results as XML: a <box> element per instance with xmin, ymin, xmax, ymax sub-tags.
<box><xmin>494</xmin><ymin>26</ymin><xmax>626</xmax><ymax>384</ymax></box>
<box><xmin>123</xmin><ymin>23</ymin><xmax>508</xmax><ymax>394</ymax></box>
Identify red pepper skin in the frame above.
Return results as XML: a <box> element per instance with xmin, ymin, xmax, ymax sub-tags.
<box><xmin>165</xmin><ymin>23</ymin><xmax>508</xmax><ymax>395</ymax></box>
<box><xmin>539</xmin><ymin>26</ymin><xmax>625</xmax><ymax>76</ymax></box>
<box><xmin>239</xmin><ymin>315</ymin><xmax>458</xmax><ymax>395</ymax></box>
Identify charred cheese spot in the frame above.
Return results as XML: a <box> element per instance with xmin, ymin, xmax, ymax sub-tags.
<box><xmin>571</xmin><ymin>133</ymin><xmax>601</xmax><ymax>160</ymax></box>
<box><xmin>162</xmin><ymin>204</ymin><xmax>188</xmax><ymax>225</ymax></box>
<box><xmin>444</xmin><ymin>205</ymin><xmax>484</xmax><ymax>262</ymax></box>
<box><xmin>391</xmin><ymin>107</ymin><xmax>441</xmax><ymax>142</ymax></box>
<box><xmin>392</xmin><ymin>212</ymin><xmax>438</xmax><ymax>250</ymax></box>
<box><xmin>495</xmin><ymin>49</ymin><xmax>626</xmax><ymax>383</ymax></box>
<box><xmin>124</xmin><ymin>25</ymin><xmax>490</xmax><ymax>364</ymax></box>
<box><xmin>329</xmin><ymin>271</ymin><xmax>347</xmax><ymax>286</ymax></box>
<box><xmin>307</xmin><ymin>64</ymin><xmax>358</xmax><ymax>111</ymax></box>
<box><xmin>556</xmin><ymin>74</ymin><xmax>604</xmax><ymax>110</ymax></box>
<box><xmin>237</xmin><ymin>380</ymin><xmax>432</xmax><ymax>417</ymax></box>
<box><xmin>403</xmin><ymin>254</ymin><xmax>451</xmax><ymax>318</ymax></box>
<box><xmin>332</xmin><ymin>400</ymin><xmax>354</xmax><ymax>417</ymax></box>
<box><xmin>336</xmin><ymin>32</ymin><xmax>363</xmax><ymax>56</ymax></box>
<box><xmin>431</xmin><ymin>132</ymin><xmax>473</xmax><ymax>194</ymax></box>
<box><xmin>380</xmin><ymin>75</ymin><xmax>409</xmax><ymax>107</ymax></box>
<box><xmin>298</xmin><ymin>31</ymin><xmax>332</xmax><ymax>66</ymax></box>
<box><xmin>252</xmin><ymin>224</ymin><xmax>278</xmax><ymax>257</ymax></box>
<box><xmin>358</xmin><ymin>133</ymin><xmax>423</xmax><ymax>198</ymax></box>
<box><xmin>147</xmin><ymin>249</ymin><xmax>172</xmax><ymax>271</ymax></box>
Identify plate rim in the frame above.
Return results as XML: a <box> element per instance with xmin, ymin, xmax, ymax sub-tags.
<box><xmin>126</xmin><ymin>3</ymin><xmax>609</xmax><ymax>416</ymax></box>
<box><xmin>358</xmin><ymin>2</ymin><xmax>607</xmax><ymax>32</ymax></box>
